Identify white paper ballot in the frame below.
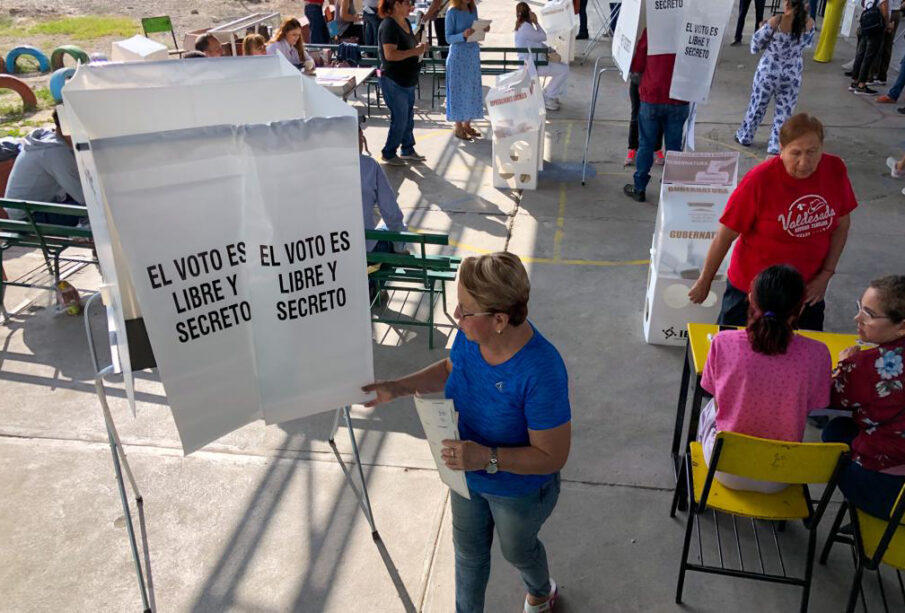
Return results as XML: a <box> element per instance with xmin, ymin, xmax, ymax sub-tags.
<box><xmin>414</xmin><ymin>395</ymin><xmax>470</xmax><ymax>499</ymax></box>
<box><xmin>467</xmin><ymin>19</ymin><xmax>492</xmax><ymax>43</ymax></box>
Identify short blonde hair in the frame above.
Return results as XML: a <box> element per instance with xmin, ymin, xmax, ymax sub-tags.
<box><xmin>243</xmin><ymin>34</ymin><xmax>266</xmax><ymax>55</ymax></box>
<box><xmin>459</xmin><ymin>252</ymin><xmax>530</xmax><ymax>326</ymax></box>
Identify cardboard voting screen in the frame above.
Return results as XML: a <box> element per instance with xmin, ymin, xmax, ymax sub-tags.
<box><xmin>539</xmin><ymin>0</ymin><xmax>576</xmax><ymax>34</ymax></box>
<box><xmin>612</xmin><ymin>0</ymin><xmax>642</xmax><ymax>81</ymax></box>
<box><xmin>646</xmin><ymin>0</ymin><xmax>684</xmax><ymax>54</ymax></box>
<box><xmin>63</xmin><ymin>56</ymin><xmax>374</xmax><ymax>454</ymax></box>
<box><xmin>669</xmin><ymin>0</ymin><xmax>733</xmax><ymax>103</ymax></box>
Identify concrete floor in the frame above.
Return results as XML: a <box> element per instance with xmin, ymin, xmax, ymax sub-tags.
<box><xmin>3</xmin><ymin>3</ymin><xmax>905</xmax><ymax>612</ymax></box>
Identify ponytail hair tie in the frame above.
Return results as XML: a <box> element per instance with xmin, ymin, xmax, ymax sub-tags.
<box><xmin>763</xmin><ymin>311</ymin><xmax>776</xmax><ymax>318</ymax></box>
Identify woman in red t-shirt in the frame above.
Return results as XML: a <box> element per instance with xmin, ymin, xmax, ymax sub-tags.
<box><xmin>689</xmin><ymin>113</ymin><xmax>857</xmax><ymax>331</ymax></box>
<box><xmin>822</xmin><ymin>276</ymin><xmax>905</xmax><ymax>520</ymax></box>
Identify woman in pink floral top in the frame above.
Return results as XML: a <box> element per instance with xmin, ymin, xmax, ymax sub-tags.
<box><xmin>822</xmin><ymin>275</ymin><xmax>905</xmax><ymax>519</ymax></box>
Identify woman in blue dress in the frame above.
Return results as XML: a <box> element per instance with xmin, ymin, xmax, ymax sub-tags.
<box><xmin>445</xmin><ymin>0</ymin><xmax>488</xmax><ymax>141</ymax></box>
<box><xmin>734</xmin><ymin>0</ymin><xmax>815</xmax><ymax>155</ymax></box>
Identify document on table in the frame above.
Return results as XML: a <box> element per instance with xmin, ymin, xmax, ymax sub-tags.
<box><xmin>414</xmin><ymin>395</ymin><xmax>470</xmax><ymax>499</ymax></box>
<box><xmin>467</xmin><ymin>19</ymin><xmax>492</xmax><ymax>42</ymax></box>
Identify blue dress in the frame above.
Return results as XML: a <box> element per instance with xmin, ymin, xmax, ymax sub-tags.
<box><xmin>736</xmin><ymin>23</ymin><xmax>815</xmax><ymax>154</ymax></box>
<box><xmin>445</xmin><ymin>7</ymin><xmax>484</xmax><ymax>122</ymax></box>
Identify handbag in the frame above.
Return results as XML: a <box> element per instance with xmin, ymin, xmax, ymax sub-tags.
<box><xmin>860</xmin><ymin>1</ymin><xmax>885</xmax><ymax>34</ymax></box>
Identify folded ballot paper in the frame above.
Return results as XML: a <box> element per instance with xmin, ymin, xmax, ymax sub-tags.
<box><xmin>467</xmin><ymin>19</ymin><xmax>492</xmax><ymax>43</ymax></box>
<box><xmin>413</xmin><ymin>395</ymin><xmax>470</xmax><ymax>499</ymax></box>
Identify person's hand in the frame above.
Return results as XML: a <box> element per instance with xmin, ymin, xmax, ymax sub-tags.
<box><xmin>804</xmin><ymin>271</ymin><xmax>832</xmax><ymax>306</ymax></box>
<box><xmin>688</xmin><ymin>277</ymin><xmax>712</xmax><ymax>304</ymax></box>
<box><xmin>415</xmin><ymin>42</ymin><xmax>428</xmax><ymax>55</ymax></box>
<box><xmin>440</xmin><ymin>440</ymin><xmax>489</xmax><ymax>471</ymax></box>
<box><xmin>839</xmin><ymin>345</ymin><xmax>861</xmax><ymax>362</ymax></box>
<box><xmin>361</xmin><ymin>380</ymin><xmax>406</xmax><ymax>407</ymax></box>
<box><xmin>530</xmin><ymin>11</ymin><xmax>538</xmax><ymax>24</ymax></box>
<box><xmin>768</xmin><ymin>15</ymin><xmax>780</xmax><ymax>29</ymax></box>
<box><xmin>464</xmin><ymin>27</ymin><xmax>475</xmax><ymax>38</ymax></box>
<box><xmin>887</xmin><ymin>21</ymin><xmax>896</xmax><ymax>32</ymax></box>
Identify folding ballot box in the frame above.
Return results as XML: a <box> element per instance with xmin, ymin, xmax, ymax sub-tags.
<box><xmin>539</xmin><ymin>0</ymin><xmax>578</xmax><ymax>63</ymax></box>
<box><xmin>111</xmin><ymin>35</ymin><xmax>170</xmax><ymax>62</ymax></box>
<box><xmin>643</xmin><ymin>151</ymin><xmax>739</xmax><ymax>346</ymax></box>
<box><xmin>62</xmin><ymin>55</ymin><xmax>374</xmax><ymax>453</ymax></box>
<box><xmin>487</xmin><ymin>63</ymin><xmax>546</xmax><ymax>190</ymax></box>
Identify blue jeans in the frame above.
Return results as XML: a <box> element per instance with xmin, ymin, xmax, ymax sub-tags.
<box><xmin>305</xmin><ymin>3</ymin><xmax>330</xmax><ymax>44</ymax></box>
<box><xmin>633</xmin><ymin>102</ymin><xmax>690</xmax><ymax>192</ymax></box>
<box><xmin>363</xmin><ymin>11</ymin><xmax>381</xmax><ymax>47</ymax></box>
<box><xmin>451</xmin><ymin>474</ymin><xmax>560</xmax><ymax>613</ymax></box>
<box><xmin>822</xmin><ymin>417</ymin><xmax>905</xmax><ymax>521</ymax></box>
<box><xmin>888</xmin><ymin>54</ymin><xmax>905</xmax><ymax>100</ymax></box>
<box><xmin>380</xmin><ymin>76</ymin><xmax>416</xmax><ymax>160</ymax></box>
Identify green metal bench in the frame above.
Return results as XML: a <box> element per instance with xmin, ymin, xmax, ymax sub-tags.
<box><xmin>365</xmin><ymin>229</ymin><xmax>460</xmax><ymax>349</ymax></box>
<box><xmin>424</xmin><ymin>46</ymin><xmax>549</xmax><ymax>109</ymax></box>
<box><xmin>0</xmin><ymin>198</ymin><xmax>94</xmax><ymax>320</ymax></box>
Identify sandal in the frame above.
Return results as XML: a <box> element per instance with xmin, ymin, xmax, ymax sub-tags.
<box><xmin>524</xmin><ymin>578</ymin><xmax>557</xmax><ymax>613</ymax></box>
<box><xmin>453</xmin><ymin>128</ymin><xmax>473</xmax><ymax>141</ymax></box>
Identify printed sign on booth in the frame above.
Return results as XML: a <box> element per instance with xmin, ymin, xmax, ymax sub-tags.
<box><xmin>646</xmin><ymin>0</ymin><xmax>685</xmax><ymax>54</ymax></box>
<box><xmin>669</xmin><ymin>0</ymin><xmax>733</xmax><ymax>103</ymax></box>
<box><xmin>612</xmin><ymin>0</ymin><xmax>643</xmax><ymax>80</ymax></box>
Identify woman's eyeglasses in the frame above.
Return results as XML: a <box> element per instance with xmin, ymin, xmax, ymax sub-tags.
<box><xmin>454</xmin><ymin>304</ymin><xmax>494</xmax><ymax>320</ymax></box>
<box><xmin>856</xmin><ymin>299</ymin><xmax>890</xmax><ymax>321</ymax></box>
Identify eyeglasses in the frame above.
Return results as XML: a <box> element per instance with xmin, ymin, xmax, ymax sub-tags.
<box><xmin>454</xmin><ymin>304</ymin><xmax>494</xmax><ymax>320</ymax></box>
<box><xmin>856</xmin><ymin>299</ymin><xmax>891</xmax><ymax>321</ymax></box>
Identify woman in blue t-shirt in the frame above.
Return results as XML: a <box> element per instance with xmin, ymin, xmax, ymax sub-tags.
<box><xmin>364</xmin><ymin>252</ymin><xmax>571</xmax><ymax>613</ymax></box>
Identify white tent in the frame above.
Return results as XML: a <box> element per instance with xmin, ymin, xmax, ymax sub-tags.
<box><xmin>62</xmin><ymin>55</ymin><xmax>374</xmax><ymax>453</ymax></box>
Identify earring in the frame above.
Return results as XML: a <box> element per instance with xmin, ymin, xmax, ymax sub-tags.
<box><xmin>497</xmin><ymin>329</ymin><xmax>502</xmax><ymax>335</ymax></box>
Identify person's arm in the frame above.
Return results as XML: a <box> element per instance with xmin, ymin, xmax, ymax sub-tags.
<box><xmin>382</xmin><ymin>41</ymin><xmax>426</xmax><ymax>60</ymax></box>
<box><xmin>751</xmin><ymin>19</ymin><xmax>776</xmax><ymax>54</ymax></box>
<box><xmin>804</xmin><ymin>214</ymin><xmax>850</xmax><ymax>305</ymax></box>
<box><xmin>361</xmin><ymin>358</ymin><xmax>451</xmax><ymax>406</ymax></box>
<box><xmin>49</xmin><ymin>149</ymin><xmax>85</xmax><ymax>204</ymax></box>
<box><xmin>423</xmin><ymin>0</ymin><xmax>445</xmax><ymax>22</ymax></box>
<box><xmin>441</xmin><ymin>422</ymin><xmax>571</xmax><ymax>475</ymax></box>
<box><xmin>689</xmin><ymin>224</ymin><xmax>739</xmax><ymax>303</ymax></box>
<box><xmin>517</xmin><ymin>23</ymin><xmax>548</xmax><ymax>45</ymax></box>
<box><xmin>446</xmin><ymin>11</ymin><xmax>474</xmax><ymax>43</ymax></box>
<box><xmin>629</xmin><ymin>30</ymin><xmax>647</xmax><ymax>74</ymax></box>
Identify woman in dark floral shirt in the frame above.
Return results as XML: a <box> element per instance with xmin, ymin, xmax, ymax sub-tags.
<box><xmin>823</xmin><ymin>275</ymin><xmax>905</xmax><ymax>519</ymax></box>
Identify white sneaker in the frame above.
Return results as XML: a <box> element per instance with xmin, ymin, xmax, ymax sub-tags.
<box><xmin>887</xmin><ymin>156</ymin><xmax>904</xmax><ymax>178</ymax></box>
<box><xmin>523</xmin><ymin>578</ymin><xmax>557</xmax><ymax>613</ymax></box>
<box><xmin>544</xmin><ymin>99</ymin><xmax>560</xmax><ymax>111</ymax></box>
<box><xmin>901</xmin><ymin>186</ymin><xmax>905</xmax><ymax>196</ymax></box>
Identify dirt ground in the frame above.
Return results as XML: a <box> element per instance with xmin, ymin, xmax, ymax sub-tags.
<box><xmin>1</xmin><ymin>1</ymin><xmax>306</xmax><ymax>128</ymax></box>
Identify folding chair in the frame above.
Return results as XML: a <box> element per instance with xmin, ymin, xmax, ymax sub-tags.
<box><xmin>819</xmin><ymin>484</ymin><xmax>905</xmax><ymax>612</ymax></box>
<box><xmin>141</xmin><ymin>16</ymin><xmax>185</xmax><ymax>58</ymax></box>
<box><xmin>676</xmin><ymin>432</ymin><xmax>848</xmax><ymax>613</ymax></box>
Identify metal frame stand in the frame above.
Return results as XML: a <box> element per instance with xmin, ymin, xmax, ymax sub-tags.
<box><xmin>328</xmin><ymin>405</ymin><xmax>380</xmax><ymax>540</ymax></box>
<box><xmin>580</xmin><ymin>0</ymin><xmax>620</xmax><ymax>65</ymax></box>
<box><xmin>83</xmin><ymin>293</ymin><xmax>151</xmax><ymax>613</ymax></box>
<box><xmin>581</xmin><ymin>57</ymin><xmax>620</xmax><ymax>185</ymax></box>
<box><xmin>83</xmin><ymin>294</ymin><xmax>381</xmax><ymax>611</ymax></box>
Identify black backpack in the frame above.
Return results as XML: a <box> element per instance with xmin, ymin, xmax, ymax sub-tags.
<box><xmin>860</xmin><ymin>1</ymin><xmax>885</xmax><ymax>34</ymax></box>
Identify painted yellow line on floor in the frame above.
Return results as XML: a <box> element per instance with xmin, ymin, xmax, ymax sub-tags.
<box><xmin>551</xmin><ymin>123</ymin><xmax>573</xmax><ymax>262</ymax></box>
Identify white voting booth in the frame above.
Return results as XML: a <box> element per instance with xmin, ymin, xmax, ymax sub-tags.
<box><xmin>487</xmin><ymin>63</ymin><xmax>546</xmax><ymax>190</ymax></box>
<box><xmin>539</xmin><ymin>0</ymin><xmax>579</xmax><ymax>63</ymax></box>
<box><xmin>61</xmin><ymin>55</ymin><xmax>378</xmax><ymax>610</ymax></box>
<box><xmin>643</xmin><ymin>151</ymin><xmax>739</xmax><ymax>346</ymax></box>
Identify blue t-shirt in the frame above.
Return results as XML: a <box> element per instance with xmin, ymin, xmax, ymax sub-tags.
<box><xmin>444</xmin><ymin>322</ymin><xmax>571</xmax><ymax>497</ymax></box>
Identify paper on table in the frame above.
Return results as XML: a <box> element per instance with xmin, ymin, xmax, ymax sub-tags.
<box><xmin>467</xmin><ymin>19</ymin><xmax>492</xmax><ymax>43</ymax></box>
<box><xmin>414</xmin><ymin>395</ymin><xmax>470</xmax><ymax>499</ymax></box>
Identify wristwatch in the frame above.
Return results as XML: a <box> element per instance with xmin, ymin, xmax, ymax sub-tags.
<box><xmin>485</xmin><ymin>447</ymin><xmax>499</xmax><ymax>474</ymax></box>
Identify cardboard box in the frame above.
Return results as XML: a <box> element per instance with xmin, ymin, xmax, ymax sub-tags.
<box><xmin>643</xmin><ymin>260</ymin><xmax>725</xmax><ymax>346</ymax></box>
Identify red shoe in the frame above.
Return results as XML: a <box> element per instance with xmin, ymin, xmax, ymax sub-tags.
<box><xmin>877</xmin><ymin>94</ymin><xmax>896</xmax><ymax>103</ymax></box>
<box><xmin>624</xmin><ymin>149</ymin><xmax>636</xmax><ymax>166</ymax></box>
<box><xmin>655</xmin><ymin>150</ymin><xmax>666</xmax><ymax>165</ymax></box>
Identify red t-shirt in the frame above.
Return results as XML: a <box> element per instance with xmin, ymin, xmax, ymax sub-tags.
<box><xmin>721</xmin><ymin>154</ymin><xmax>858</xmax><ymax>292</ymax></box>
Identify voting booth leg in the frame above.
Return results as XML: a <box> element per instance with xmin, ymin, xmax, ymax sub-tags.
<box><xmin>579</xmin><ymin>0</ymin><xmax>620</xmax><ymax>64</ymax></box>
<box><xmin>582</xmin><ymin>59</ymin><xmax>619</xmax><ymax>185</ymax></box>
<box><xmin>329</xmin><ymin>406</ymin><xmax>379</xmax><ymax>539</ymax></box>
<box><xmin>83</xmin><ymin>293</ymin><xmax>152</xmax><ymax>612</ymax></box>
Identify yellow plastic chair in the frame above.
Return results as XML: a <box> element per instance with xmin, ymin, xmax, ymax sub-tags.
<box><xmin>676</xmin><ymin>432</ymin><xmax>848</xmax><ymax>612</ymax></box>
<box><xmin>819</xmin><ymin>484</ymin><xmax>905</xmax><ymax>612</ymax></box>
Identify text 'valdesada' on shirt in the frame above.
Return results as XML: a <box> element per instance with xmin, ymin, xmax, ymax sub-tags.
<box><xmin>720</xmin><ymin>154</ymin><xmax>858</xmax><ymax>292</ymax></box>
<box><xmin>443</xmin><ymin>323</ymin><xmax>571</xmax><ymax>497</ymax></box>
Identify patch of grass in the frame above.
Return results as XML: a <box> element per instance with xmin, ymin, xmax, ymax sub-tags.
<box><xmin>34</xmin><ymin>88</ymin><xmax>54</xmax><ymax>106</ymax></box>
<box><xmin>0</xmin><ymin>15</ymin><xmax>138</xmax><ymax>41</ymax></box>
